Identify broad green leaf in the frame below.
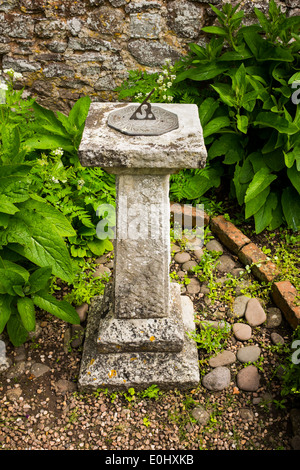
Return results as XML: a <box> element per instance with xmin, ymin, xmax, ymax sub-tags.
<box><xmin>32</xmin><ymin>102</ymin><xmax>67</xmax><ymax>137</ymax></box>
<box><xmin>281</xmin><ymin>187</ymin><xmax>300</xmax><ymax>231</ymax></box>
<box><xmin>288</xmin><ymin>72</ymin><xmax>300</xmax><ymax>85</ymax></box>
<box><xmin>0</xmin><ymin>294</ymin><xmax>12</xmax><ymax>334</ymax></box>
<box><xmin>233</xmin><ymin>164</ymin><xmax>248</xmax><ymax>205</ymax></box>
<box><xmin>68</xmin><ymin>96</ymin><xmax>91</xmax><ymax>130</ymax></box>
<box><xmin>7</xmin><ymin>313</ymin><xmax>28</xmax><ymax>346</ymax></box>
<box><xmin>183</xmin><ymin>166</ymin><xmax>222</xmax><ymax>199</ymax></box>
<box><xmin>1</xmin><ymin>260</ymin><xmax>29</xmax><ymax>283</ymax></box>
<box><xmin>208</xmin><ymin>134</ymin><xmax>243</xmax><ymax>160</ymax></box>
<box><xmin>202</xmin><ymin>26</ymin><xmax>227</xmax><ymax>36</ymax></box>
<box><xmin>24</xmin><ymin>134</ymin><xmax>74</xmax><ymax>153</ymax></box>
<box><xmin>28</xmin><ymin>267</ymin><xmax>52</xmax><ymax>294</ymax></box>
<box><xmin>284</xmin><ymin>149</ymin><xmax>297</xmax><ymax>168</ymax></box>
<box><xmin>242</xmin><ymin>29</ymin><xmax>294</xmax><ymax>62</ymax></box>
<box><xmin>21</xmin><ymin>198</ymin><xmax>76</xmax><ymax>237</ymax></box>
<box><xmin>244</xmin><ymin>168</ymin><xmax>277</xmax><ymax>203</ymax></box>
<box><xmin>237</xmin><ymin>114</ymin><xmax>248</xmax><ymax>134</ymax></box>
<box><xmin>254</xmin><ymin>112</ymin><xmax>299</xmax><ymax>135</ymax></box>
<box><xmin>287</xmin><ymin>164</ymin><xmax>300</xmax><ymax>195</ymax></box>
<box><xmin>254</xmin><ymin>192</ymin><xmax>278</xmax><ymax>233</ymax></box>
<box><xmin>240</xmin><ymin>157</ymin><xmax>254</xmax><ymax>184</ymax></box>
<box><xmin>32</xmin><ymin>292</ymin><xmax>80</xmax><ymax>324</ymax></box>
<box><xmin>203</xmin><ymin>116</ymin><xmax>231</xmax><ymax>138</ymax></box>
<box><xmin>211</xmin><ymin>83</ymin><xmax>236</xmax><ymax>107</ymax></box>
<box><xmin>245</xmin><ymin>186</ymin><xmax>270</xmax><ymax>219</ymax></box>
<box><xmin>0</xmin><ymin>175</ymin><xmax>30</xmax><ymax>203</ymax></box>
<box><xmin>0</xmin><ymin>196</ymin><xmax>19</xmax><ymax>215</ymax></box>
<box><xmin>175</xmin><ymin>62</ymin><xmax>230</xmax><ymax>83</ymax></box>
<box><xmin>1</xmin><ymin>126</ymin><xmax>20</xmax><ymax>164</ymax></box>
<box><xmin>17</xmin><ymin>297</ymin><xmax>36</xmax><ymax>332</ymax></box>
<box><xmin>0</xmin><ymin>269</ymin><xmax>24</xmax><ymax>295</ymax></box>
<box><xmin>198</xmin><ymin>97</ymin><xmax>219</xmax><ymax>127</ymax></box>
<box><xmin>13</xmin><ymin>210</ymin><xmax>74</xmax><ymax>283</ymax></box>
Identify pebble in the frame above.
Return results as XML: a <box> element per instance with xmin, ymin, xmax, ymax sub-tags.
<box><xmin>54</xmin><ymin>379</ymin><xmax>77</xmax><ymax>395</ymax></box>
<box><xmin>239</xmin><ymin>408</ymin><xmax>254</xmax><ymax>422</ymax></box>
<box><xmin>216</xmin><ymin>255</ymin><xmax>236</xmax><ymax>273</ymax></box>
<box><xmin>182</xmin><ymin>260</ymin><xmax>197</xmax><ymax>272</ymax></box>
<box><xmin>174</xmin><ymin>252</ymin><xmax>191</xmax><ymax>264</ymax></box>
<box><xmin>266</xmin><ymin>307</ymin><xmax>282</xmax><ymax>328</ymax></box>
<box><xmin>271</xmin><ymin>332</ymin><xmax>285</xmax><ymax>345</ymax></box>
<box><xmin>6</xmin><ymin>387</ymin><xmax>22</xmax><ymax>401</ymax></box>
<box><xmin>245</xmin><ymin>298</ymin><xmax>266</xmax><ymax>326</ymax></box>
<box><xmin>31</xmin><ymin>363</ymin><xmax>50</xmax><ymax>378</ymax></box>
<box><xmin>193</xmin><ymin>248</ymin><xmax>204</xmax><ymax>261</ymax></box>
<box><xmin>76</xmin><ymin>303</ymin><xmax>89</xmax><ymax>323</ymax></box>
<box><xmin>191</xmin><ymin>406</ymin><xmax>210</xmax><ymax>426</ymax></box>
<box><xmin>237</xmin><ymin>345</ymin><xmax>261</xmax><ymax>363</ymax></box>
<box><xmin>233</xmin><ymin>323</ymin><xmax>252</xmax><ymax>341</ymax></box>
<box><xmin>205</xmin><ymin>239</ymin><xmax>223</xmax><ymax>253</ymax></box>
<box><xmin>171</xmin><ymin>244</ymin><xmax>181</xmax><ymax>254</ymax></box>
<box><xmin>186</xmin><ymin>277</ymin><xmax>201</xmax><ymax>294</ymax></box>
<box><xmin>92</xmin><ymin>265</ymin><xmax>111</xmax><ymax>278</ymax></box>
<box><xmin>236</xmin><ymin>365</ymin><xmax>260</xmax><ymax>391</ymax></box>
<box><xmin>209</xmin><ymin>350</ymin><xmax>236</xmax><ymax>368</ymax></box>
<box><xmin>230</xmin><ymin>295</ymin><xmax>250</xmax><ymax>318</ymax></box>
<box><xmin>202</xmin><ymin>366</ymin><xmax>231</xmax><ymax>391</ymax></box>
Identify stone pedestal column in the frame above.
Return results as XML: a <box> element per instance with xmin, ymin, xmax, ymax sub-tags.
<box><xmin>77</xmin><ymin>102</ymin><xmax>207</xmax><ymax>391</ymax></box>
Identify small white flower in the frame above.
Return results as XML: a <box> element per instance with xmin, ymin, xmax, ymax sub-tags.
<box><xmin>168</xmin><ymin>95</ymin><xmax>173</xmax><ymax>102</ymax></box>
<box><xmin>51</xmin><ymin>176</ymin><xmax>59</xmax><ymax>183</ymax></box>
<box><xmin>3</xmin><ymin>68</ymin><xmax>14</xmax><ymax>75</ymax></box>
<box><xmin>52</xmin><ymin>147</ymin><xmax>64</xmax><ymax>157</ymax></box>
<box><xmin>13</xmin><ymin>72</ymin><xmax>23</xmax><ymax>80</ymax></box>
<box><xmin>0</xmin><ymin>83</ymin><xmax>8</xmax><ymax>91</ymax></box>
<box><xmin>77</xmin><ymin>179</ymin><xmax>85</xmax><ymax>187</ymax></box>
<box><xmin>167</xmin><ymin>82</ymin><xmax>172</xmax><ymax>88</ymax></box>
<box><xmin>170</xmin><ymin>75</ymin><xmax>176</xmax><ymax>81</ymax></box>
<box><xmin>163</xmin><ymin>95</ymin><xmax>167</xmax><ymax>100</ymax></box>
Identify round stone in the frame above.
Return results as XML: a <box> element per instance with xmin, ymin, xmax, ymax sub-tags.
<box><xmin>202</xmin><ymin>366</ymin><xmax>231</xmax><ymax>391</ymax></box>
<box><xmin>194</xmin><ymin>248</ymin><xmax>204</xmax><ymax>261</ymax></box>
<box><xmin>174</xmin><ymin>252</ymin><xmax>191</xmax><ymax>264</ymax></box>
<box><xmin>216</xmin><ymin>255</ymin><xmax>236</xmax><ymax>273</ymax></box>
<box><xmin>237</xmin><ymin>345</ymin><xmax>261</xmax><ymax>363</ymax></box>
<box><xmin>245</xmin><ymin>298</ymin><xmax>266</xmax><ymax>326</ymax></box>
<box><xmin>266</xmin><ymin>307</ymin><xmax>282</xmax><ymax>328</ymax></box>
<box><xmin>236</xmin><ymin>365</ymin><xmax>260</xmax><ymax>391</ymax></box>
<box><xmin>229</xmin><ymin>295</ymin><xmax>250</xmax><ymax>318</ymax></box>
<box><xmin>182</xmin><ymin>260</ymin><xmax>197</xmax><ymax>272</ymax></box>
<box><xmin>205</xmin><ymin>239</ymin><xmax>223</xmax><ymax>253</ymax></box>
<box><xmin>233</xmin><ymin>323</ymin><xmax>252</xmax><ymax>341</ymax></box>
<box><xmin>209</xmin><ymin>350</ymin><xmax>236</xmax><ymax>368</ymax></box>
<box><xmin>191</xmin><ymin>406</ymin><xmax>210</xmax><ymax>426</ymax></box>
<box><xmin>271</xmin><ymin>332</ymin><xmax>285</xmax><ymax>345</ymax></box>
<box><xmin>171</xmin><ymin>244</ymin><xmax>181</xmax><ymax>254</ymax></box>
<box><xmin>186</xmin><ymin>277</ymin><xmax>201</xmax><ymax>294</ymax></box>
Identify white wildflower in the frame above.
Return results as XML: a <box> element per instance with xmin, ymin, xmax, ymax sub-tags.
<box><xmin>0</xmin><ymin>83</ymin><xmax>8</xmax><ymax>91</ymax></box>
<box><xmin>170</xmin><ymin>75</ymin><xmax>176</xmax><ymax>81</ymax></box>
<box><xmin>163</xmin><ymin>95</ymin><xmax>167</xmax><ymax>100</ymax></box>
<box><xmin>3</xmin><ymin>68</ymin><xmax>14</xmax><ymax>75</ymax></box>
<box><xmin>167</xmin><ymin>82</ymin><xmax>172</xmax><ymax>88</ymax></box>
<box><xmin>13</xmin><ymin>72</ymin><xmax>23</xmax><ymax>80</ymax></box>
<box><xmin>52</xmin><ymin>147</ymin><xmax>64</xmax><ymax>157</ymax></box>
<box><xmin>51</xmin><ymin>176</ymin><xmax>59</xmax><ymax>184</ymax></box>
<box><xmin>157</xmin><ymin>75</ymin><xmax>164</xmax><ymax>84</ymax></box>
<box><xmin>77</xmin><ymin>179</ymin><xmax>85</xmax><ymax>187</ymax></box>
<box><xmin>167</xmin><ymin>95</ymin><xmax>173</xmax><ymax>102</ymax></box>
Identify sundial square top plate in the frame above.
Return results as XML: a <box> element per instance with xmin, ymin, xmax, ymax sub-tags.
<box><xmin>107</xmin><ymin>104</ymin><xmax>179</xmax><ymax>136</ymax></box>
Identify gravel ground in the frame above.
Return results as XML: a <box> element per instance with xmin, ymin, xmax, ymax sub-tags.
<box><xmin>0</xmin><ymin>239</ymin><xmax>298</xmax><ymax>451</ymax></box>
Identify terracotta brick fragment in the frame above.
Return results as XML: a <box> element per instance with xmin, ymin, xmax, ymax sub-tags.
<box><xmin>271</xmin><ymin>281</ymin><xmax>300</xmax><ymax>329</ymax></box>
<box><xmin>238</xmin><ymin>242</ymin><xmax>279</xmax><ymax>283</ymax></box>
<box><xmin>170</xmin><ymin>202</ymin><xmax>209</xmax><ymax>229</ymax></box>
<box><xmin>210</xmin><ymin>215</ymin><xmax>251</xmax><ymax>254</ymax></box>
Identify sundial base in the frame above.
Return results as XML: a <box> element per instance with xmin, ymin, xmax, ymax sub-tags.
<box><xmin>78</xmin><ymin>283</ymin><xmax>200</xmax><ymax>392</ymax></box>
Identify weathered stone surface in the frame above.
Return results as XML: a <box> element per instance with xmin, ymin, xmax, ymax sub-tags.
<box><xmin>237</xmin><ymin>345</ymin><xmax>261</xmax><ymax>363</ymax></box>
<box><xmin>0</xmin><ymin>340</ymin><xmax>10</xmax><ymax>373</ymax></box>
<box><xmin>233</xmin><ymin>323</ymin><xmax>252</xmax><ymax>341</ymax></box>
<box><xmin>266</xmin><ymin>307</ymin><xmax>282</xmax><ymax>328</ymax></box>
<box><xmin>191</xmin><ymin>406</ymin><xmax>210</xmax><ymax>426</ymax></box>
<box><xmin>216</xmin><ymin>254</ymin><xmax>236</xmax><ymax>273</ymax></box>
<box><xmin>78</xmin><ymin>288</ymin><xmax>200</xmax><ymax>391</ymax></box>
<box><xmin>186</xmin><ymin>277</ymin><xmax>201</xmax><ymax>294</ymax></box>
<box><xmin>2</xmin><ymin>56</ymin><xmax>41</xmax><ymax>72</ymax></box>
<box><xmin>174</xmin><ymin>252</ymin><xmax>191</xmax><ymax>264</ymax></box>
<box><xmin>236</xmin><ymin>365</ymin><xmax>260</xmax><ymax>391</ymax></box>
<box><xmin>96</xmin><ymin>283</ymin><xmax>184</xmax><ymax>352</ymax></box>
<box><xmin>205</xmin><ymin>239</ymin><xmax>223</xmax><ymax>253</ymax></box>
<box><xmin>210</xmin><ymin>215</ymin><xmax>251</xmax><ymax>254</ymax></box>
<box><xmin>271</xmin><ymin>281</ymin><xmax>300</xmax><ymax>329</ymax></box>
<box><xmin>30</xmin><ymin>363</ymin><xmax>50</xmax><ymax>378</ymax></box>
<box><xmin>209</xmin><ymin>350</ymin><xmax>236</xmax><ymax>368</ymax></box>
<box><xmin>238</xmin><ymin>242</ymin><xmax>279</xmax><ymax>282</ymax></box>
<box><xmin>87</xmin><ymin>7</ymin><xmax>125</xmax><ymax>34</ymax></box>
<box><xmin>79</xmin><ymin>103</ymin><xmax>207</xmax><ymax>170</ymax></box>
<box><xmin>129</xmin><ymin>13</ymin><xmax>161</xmax><ymax>38</ymax></box>
<box><xmin>271</xmin><ymin>332</ymin><xmax>285</xmax><ymax>345</ymax></box>
<box><xmin>245</xmin><ymin>298</ymin><xmax>266</xmax><ymax>327</ymax></box>
<box><xmin>202</xmin><ymin>366</ymin><xmax>231</xmax><ymax>391</ymax></box>
<box><xmin>128</xmin><ymin>39</ymin><xmax>182</xmax><ymax>66</ymax></box>
<box><xmin>229</xmin><ymin>295</ymin><xmax>250</xmax><ymax>319</ymax></box>
<box><xmin>167</xmin><ymin>0</ymin><xmax>204</xmax><ymax>39</ymax></box>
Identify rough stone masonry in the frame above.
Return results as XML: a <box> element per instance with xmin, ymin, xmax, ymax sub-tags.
<box><xmin>77</xmin><ymin>101</ymin><xmax>207</xmax><ymax>390</ymax></box>
<box><xmin>0</xmin><ymin>0</ymin><xmax>298</xmax><ymax>113</ymax></box>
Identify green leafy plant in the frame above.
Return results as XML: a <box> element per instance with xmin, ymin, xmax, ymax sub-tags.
<box><xmin>188</xmin><ymin>321</ymin><xmax>231</xmax><ymax>355</ymax></box>
<box><xmin>116</xmin><ymin>1</ymin><xmax>300</xmax><ymax>233</ymax></box>
<box><xmin>173</xmin><ymin>1</ymin><xmax>300</xmax><ymax>233</ymax></box>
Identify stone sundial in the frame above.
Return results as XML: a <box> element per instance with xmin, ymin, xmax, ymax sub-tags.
<box><xmin>77</xmin><ymin>97</ymin><xmax>207</xmax><ymax>392</ymax></box>
<box><xmin>107</xmin><ymin>89</ymin><xmax>179</xmax><ymax>136</ymax></box>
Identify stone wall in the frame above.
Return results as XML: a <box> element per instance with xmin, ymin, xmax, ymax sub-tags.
<box><xmin>0</xmin><ymin>0</ymin><xmax>298</xmax><ymax>113</ymax></box>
